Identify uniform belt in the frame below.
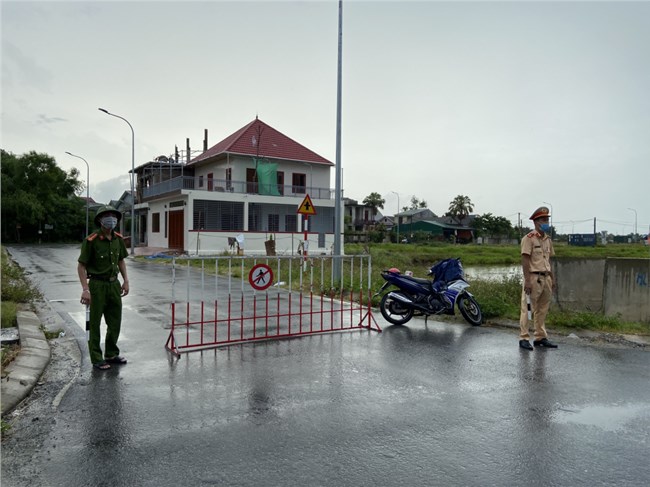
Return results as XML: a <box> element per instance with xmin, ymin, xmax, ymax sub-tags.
<box><xmin>531</xmin><ymin>271</ymin><xmax>549</xmax><ymax>276</ymax></box>
<box><xmin>89</xmin><ymin>275</ymin><xmax>118</xmax><ymax>282</ymax></box>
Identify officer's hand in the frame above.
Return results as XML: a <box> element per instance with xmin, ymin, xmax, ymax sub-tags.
<box><xmin>121</xmin><ymin>281</ymin><xmax>130</xmax><ymax>297</ymax></box>
<box><xmin>80</xmin><ymin>290</ymin><xmax>91</xmax><ymax>305</ymax></box>
<box><xmin>524</xmin><ymin>277</ymin><xmax>534</xmax><ymax>295</ymax></box>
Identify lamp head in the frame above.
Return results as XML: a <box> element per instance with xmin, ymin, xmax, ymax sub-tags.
<box><xmin>98</xmin><ymin>108</ymin><xmax>109</xmax><ymax>114</ymax></box>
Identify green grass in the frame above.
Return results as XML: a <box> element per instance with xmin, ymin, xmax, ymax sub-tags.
<box><xmin>1</xmin><ymin>246</ymin><xmax>43</xmax><ymax>371</ymax></box>
<box><xmin>1</xmin><ymin>247</ymin><xmax>42</xmax><ymax>308</ymax></box>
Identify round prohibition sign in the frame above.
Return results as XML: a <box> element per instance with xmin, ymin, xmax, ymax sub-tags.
<box><xmin>249</xmin><ymin>263</ymin><xmax>274</xmax><ymax>291</ymax></box>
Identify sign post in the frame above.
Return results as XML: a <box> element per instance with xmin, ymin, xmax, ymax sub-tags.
<box><xmin>297</xmin><ymin>194</ymin><xmax>317</xmax><ymax>270</ymax></box>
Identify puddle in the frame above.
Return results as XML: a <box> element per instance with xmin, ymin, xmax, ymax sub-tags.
<box><xmin>554</xmin><ymin>403</ymin><xmax>649</xmax><ymax>431</ymax></box>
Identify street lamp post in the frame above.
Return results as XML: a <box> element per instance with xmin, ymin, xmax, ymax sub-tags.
<box><xmin>65</xmin><ymin>151</ymin><xmax>90</xmax><ymax>237</ymax></box>
<box><xmin>391</xmin><ymin>191</ymin><xmax>400</xmax><ymax>243</ymax></box>
<box><xmin>628</xmin><ymin>208</ymin><xmax>638</xmax><ymax>240</ymax></box>
<box><xmin>99</xmin><ymin>108</ymin><xmax>135</xmax><ymax>256</ymax></box>
<box><xmin>543</xmin><ymin>200</ymin><xmax>554</xmax><ymax>238</ymax></box>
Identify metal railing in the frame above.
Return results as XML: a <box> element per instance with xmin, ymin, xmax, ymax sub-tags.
<box><xmin>143</xmin><ymin>176</ymin><xmax>336</xmax><ymax>200</ymax></box>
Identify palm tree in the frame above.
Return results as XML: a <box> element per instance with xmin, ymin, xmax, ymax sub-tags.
<box><xmin>363</xmin><ymin>192</ymin><xmax>385</xmax><ymax>221</ymax></box>
<box><xmin>447</xmin><ymin>195</ymin><xmax>474</xmax><ymax>223</ymax></box>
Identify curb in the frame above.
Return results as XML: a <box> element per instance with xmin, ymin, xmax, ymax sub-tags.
<box><xmin>1</xmin><ymin>311</ymin><xmax>51</xmax><ymax>417</ymax></box>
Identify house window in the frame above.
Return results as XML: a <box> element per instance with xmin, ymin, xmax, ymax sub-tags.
<box><xmin>285</xmin><ymin>214</ymin><xmax>297</xmax><ymax>232</ymax></box>
<box><xmin>277</xmin><ymin>171</ymin><xmax>284</xmax><ymax>195</ymax></box>
<box><xmin>268</xmin><ymin>214</ymin><xmax>280</xmax><ymax>232</ymax></box>
<box><xmin>246</xmin><ymin>168</ymin><xmax>258</xmax><ymax>193</ymax></box>
<box><xmin>196</xmin><ymin>210</ymin><xmax>205</xmax><ymax>230</ymax></box>
<box><xmin>292</xmin><ymin>173</ymin><xmax>306</xmax><ymax>194</ymax></box>
<box><xmin>193</xmin><ymin>200</ymin><xmax>244</xmax><ymax>231</ymax></box>
<box><xmin>198</xmin><ymin>176</ymin><xmax>204</xmax><ymax>188</ymax></box>
<box><xmin>226</xmin><ymin>168</ymin><xmax>232</xmax><ymax>191</ymax></box>
<box><xmin>207</xmin><ymin>173</ymin><xmax>214</xmax><ymax>191</ymax></box>
<box><xmin>152</xmin><ymin>213</ymin><xmax>160</xmax><ymax>233</ymax></box>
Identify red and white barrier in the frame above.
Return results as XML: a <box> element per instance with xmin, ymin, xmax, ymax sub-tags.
<box><xmin>165</xmin><ymin>255</ymin><xmax>381</xmax><ymax>355</ymax></box>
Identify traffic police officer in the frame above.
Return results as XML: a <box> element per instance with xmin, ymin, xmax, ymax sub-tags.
<box><xmin>77</xmin><ymin>205</ymin><xmax>130</xmax><ymax>370</ymax></box>
<box><xmin>519</xmin><ymin>206</ymin><xmax>558</xmax><ymax>350</ymax></box>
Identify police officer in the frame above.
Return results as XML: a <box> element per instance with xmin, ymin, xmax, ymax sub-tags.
<box><xmin>519</xmin><ymin>206</ymin><xmax>558</xmax><ymax>350</ymax></box>
<box><xmin>77</xmin><ymin>206</ymin><xmax>130</xmax><ymax>370</ymax></box>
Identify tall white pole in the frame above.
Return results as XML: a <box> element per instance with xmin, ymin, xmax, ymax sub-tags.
<box><xmin>391</xmin><ymin>191</ymin><xmax>400</xmax><ymax>243</ymax></box>
<box><xmin>628</xmin><ymin>208</ymin><xmax>637</xmax><ymax>239</ymax></box>
<box><xmin>66</xmin><ymin>152</ymin><xmax>90</xmax><ymax>237</ymax></box>
<box><xmin>99</xmin><ymin>108</ymin><xmax>135</xmax><ymax>255</ymax></box>
<box><xmin>333</xmin><ymin>0</ymin><xmax>343</xmax><ymax>279</ymax></box>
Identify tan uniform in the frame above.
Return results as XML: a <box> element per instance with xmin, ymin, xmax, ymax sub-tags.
<box><xmin>519</xmin><ymin>231</ymin><xmax>554</xmax><ymax>340</ymax></box>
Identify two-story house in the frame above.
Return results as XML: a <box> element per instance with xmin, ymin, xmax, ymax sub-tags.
<box><xmin>135</xmin><ymin>117</ymin><xmax>338</xmax><ymax>255</ymax></box>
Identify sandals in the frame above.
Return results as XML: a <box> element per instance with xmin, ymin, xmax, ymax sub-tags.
<box><xmin>106</xmin><ymin>356</ymin><xmax>127</xmax><ymax>365</ymax></box>
<box><xmin>93</xmin><ymin>361</ymin><xmax>111</xmax><ymax>370</ymax></box>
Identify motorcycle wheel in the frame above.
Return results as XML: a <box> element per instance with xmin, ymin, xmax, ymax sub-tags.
<box><xmin>379</xmin><ymin>292</ymin><xmax>414</xmax><ymax>325</ymax></box>
<box><xmin>457</xmin><ymin>294</ymin><xmax>483</xmax><ymax>326</ymax></box>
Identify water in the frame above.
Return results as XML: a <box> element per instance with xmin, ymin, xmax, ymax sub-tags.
<box><xmin>464</xmin><ymin>265</ymin><xmax>522</xmax><ymax>281</ymax></box>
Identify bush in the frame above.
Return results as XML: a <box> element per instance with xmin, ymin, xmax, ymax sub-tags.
<box><xmin>1</xmin><ymin>301</ymin><xmax>17</xmax><ymax>328</ymax></box>
<box><xmin>469</xmin><ymin>275</ymin><xmax>522</xmax><ymax>320</ymax></box>
<box><xmin>1</xmin><ymin>248</ymin><xmax>41</xmax><ymax>303</ymax></box>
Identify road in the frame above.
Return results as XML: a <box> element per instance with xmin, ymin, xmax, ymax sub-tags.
<box><xmin>2</xmin><ymin>244</ymin><xmax>650</xmax><ymax>487</ymax></box>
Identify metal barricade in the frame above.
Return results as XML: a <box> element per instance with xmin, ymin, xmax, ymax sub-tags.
<box><xmin>165</xmin><ymin>254</ymin><xmax>381</xmax><ymax>355</ymax></box>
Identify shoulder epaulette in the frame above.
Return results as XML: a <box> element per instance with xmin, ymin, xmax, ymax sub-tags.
<box><xmin>87</xmin><ymin>233</ymin><xmax>98</xmax><ymax>242</ymax></box>
<box><xmin>114</xmin><ymin>232</ymin><xmax>124</xmax><ymax>238</ymax></box>
<box><xmin>526</xmin><ymin>231</ymin><xmax>540</xmax><ymax>238</ymax></box>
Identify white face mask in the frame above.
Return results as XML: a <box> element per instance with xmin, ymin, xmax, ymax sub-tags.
<box><xmin>100</xmin><ymin>216</ymin><xmax>118</xmax><ymax>230</ymax></box>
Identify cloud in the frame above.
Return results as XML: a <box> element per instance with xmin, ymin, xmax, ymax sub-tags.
<box><xmin>35</xmin><ymin>114</ymin><xmax>68</xmax><ymax>126</ymax></box>
<box><xmin>1</xmin><ymin>40</ymin><xmax>54</xmax><ymax>94</ymax></box>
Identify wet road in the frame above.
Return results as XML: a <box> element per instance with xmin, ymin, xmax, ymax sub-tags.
<box><xmin>2</xmin><ymin>244</ymin><xmax>650</xmax><ymax>487</ymax></box>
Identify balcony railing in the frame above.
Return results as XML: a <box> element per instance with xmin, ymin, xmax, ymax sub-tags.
<box><xmin>142</xmin><ymin>176</ymin><xmax>336</xmax><ymax>200</ymax></box>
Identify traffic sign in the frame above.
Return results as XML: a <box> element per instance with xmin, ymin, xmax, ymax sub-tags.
<box><xmin>297</xmin><ymin>194</ymin><xmax>316</xmax><ymax>215</ymax></box>
<box><xmin>249</xmin><ymin>264</ymin><xmax>274</xmax><ymax>291</ymax></box>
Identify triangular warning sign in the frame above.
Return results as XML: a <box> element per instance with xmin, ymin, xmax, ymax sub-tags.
<box><xmin>297</xmin><ymin>194</ymin><xmax>317</xmax><ymax>215</ymax></box>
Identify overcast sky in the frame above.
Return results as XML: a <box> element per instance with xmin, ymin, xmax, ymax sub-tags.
<box><xmin>2</xmin><ymin>0</ymin><xmax>649</xmax><ymax>236</ymax></box>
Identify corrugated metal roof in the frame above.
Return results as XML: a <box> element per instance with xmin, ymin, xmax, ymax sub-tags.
<box><xmin>189</xmin><ymin>117</ymin><xmax>333</xmax><ymax>166</ymax></box>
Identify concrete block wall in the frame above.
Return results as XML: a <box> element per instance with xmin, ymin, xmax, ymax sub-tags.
<box><xmin>603</xmin><ymin>258</ymin><xmax>650</xmax><ymax>324</ymax></box>
<box><xmin>554</xmin><ymin>257</ymin><xmax>650</xmax><ymax>324</ymax></box>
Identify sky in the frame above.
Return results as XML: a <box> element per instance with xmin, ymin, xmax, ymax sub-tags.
<box><xmin>2</xmin><ymin>0</ymin><xmax>649</xmax><ymax>236</ymax></box>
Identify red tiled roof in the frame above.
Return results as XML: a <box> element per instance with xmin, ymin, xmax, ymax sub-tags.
<box><xmin>189</xmin><ymin>117</ymin><xmax>333</xmax><ymax>166</ymax></box>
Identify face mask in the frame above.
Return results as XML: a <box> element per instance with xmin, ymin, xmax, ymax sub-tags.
<box><xmin>101</xmin><ymin>216</ymin><xmax>118</xmax><ymax>230</ymax></box>
<box><xmin>539</xmin><ymin>223</ymin><xmax>551</xmax><ymax>233</ymax></box>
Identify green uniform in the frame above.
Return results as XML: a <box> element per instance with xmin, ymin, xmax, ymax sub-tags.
<box><xmin>78</xmin><ymin>231</ymin><xmax>128</xmax><ymax>364</ymax></box>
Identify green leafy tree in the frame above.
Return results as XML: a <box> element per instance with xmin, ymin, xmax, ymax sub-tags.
<box><xmin>1</xmin><ymin>150</ymin><xmax>84</xmax><ymax>242</ymax></box>
<box><xmin>407</xmin><ymin>196</ymin><xmax>428</xmax><ymax>211</ymax></box>
<box><xmin>472</xmin><ymin>213</ymin><xmax>515</xmax><ymax>238</ymax></box>
<box><xmin>447</xmin><ymin>195</ymin><xmax>474</xmax><ymax>223</ymax></box>
<box><xmin>362</xmin><ymin>192</ymin><xmax>385</xmax><ymax>220</ymax></box>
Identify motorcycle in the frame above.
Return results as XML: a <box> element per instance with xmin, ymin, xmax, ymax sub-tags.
<box><xmin>374</xmin><ymin>258</ymin><xmax>483</xmax><ymax>326</ymax></box>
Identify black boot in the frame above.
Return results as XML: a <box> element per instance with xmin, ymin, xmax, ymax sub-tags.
<box><xmin>519</xmin><ymin>340</ymin><xmax>533</xmax><ymax>351</ymax></box>
<box><xmin>533</xmin><ymin>338</ymin><xmax>558</xmax><ymax>348</ymax></box>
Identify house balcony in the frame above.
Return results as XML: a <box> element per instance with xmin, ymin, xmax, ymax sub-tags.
<box><xmin>141</xmin><ymin>176</ymin><xmax>337</xmax><ymax>201</ymax></box>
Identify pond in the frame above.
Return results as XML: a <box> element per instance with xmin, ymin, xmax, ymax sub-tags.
<box><xmin>463</xmin><ymin>265</ymin><xmax>522</xmax><ymax>281</ymax></box>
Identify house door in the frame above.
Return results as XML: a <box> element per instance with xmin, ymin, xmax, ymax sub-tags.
<box><xmin>168</xmin><ymin>210</ymin><xmax>184</xmax><ymax>250</ymax></box>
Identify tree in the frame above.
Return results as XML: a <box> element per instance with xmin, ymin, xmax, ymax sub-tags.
<box><xmin>362</xmin><ymin>192</ymin><xmax>385</xmax><ymax>220</ymax></box>
<box><xmin>1</xmin><ymin>150</ymin><xmax>84</xmax><ymax>242</ymax></box>
<box><xmin>407</xmin><ymin>196</ymin><xmax>428</xmax><ymax>211</ymax></box>
<box><xmin>472</xmin><ymin>213</ymin><xmax>515</xmax><ymax>238</ymax></box>
<box><xmin>447</xmin><ymin>195</ymin><xmax>474</xmax><ymax>223</ymax></box>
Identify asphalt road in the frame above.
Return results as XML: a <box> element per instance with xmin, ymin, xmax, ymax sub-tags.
<box><xmin>2</xmin><ymin>244</ymin><xmax>650</xmax><ymax>487</ymax></box>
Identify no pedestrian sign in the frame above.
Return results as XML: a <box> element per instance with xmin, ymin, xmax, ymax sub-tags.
<box><xmin>297</xmin><ymin>194</ymin><xmax>316</xmax><ymax>215</ymax></box>
<box><xmin>249</xmin><ymin>264</ymin><xmax>274</xmax><ymax>291</ymax></box>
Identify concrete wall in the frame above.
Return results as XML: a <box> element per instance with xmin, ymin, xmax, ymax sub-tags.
<box><xmin>554</xmin><ymin>257</ymin><xmax>650</xmax><ymax>324</ymax></box>
<box><xmin>554</xmin><ymin>258</ymin><xmax>606</xmax><ymax>312</ymax></box>
<box><xmin>603</xmin><ymin>258</ymin><xmax>650</xmax><ymax>324</ymax></box>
